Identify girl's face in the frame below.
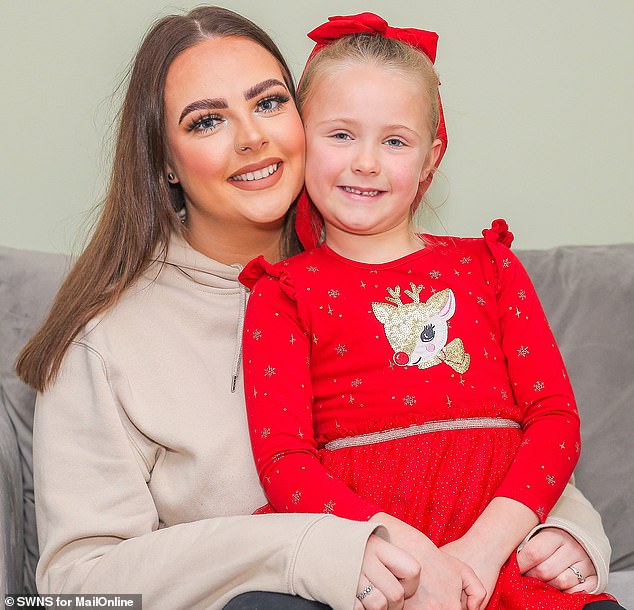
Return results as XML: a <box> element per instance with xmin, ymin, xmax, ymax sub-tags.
<box><xmin>164</xmin><ymin>37</ymin><xmax>305</xmax><ymax>237</ymax></box>
<box><xmin>302</xmin><ymin>62</ymin><xmax>441</xmax><ymax>247</ymax></box>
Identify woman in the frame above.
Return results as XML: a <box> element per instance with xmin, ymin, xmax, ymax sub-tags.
<box><xmin>16</xmin><ymin>6</ymin><xmax>610</xmax><ymax>609</ymax></box>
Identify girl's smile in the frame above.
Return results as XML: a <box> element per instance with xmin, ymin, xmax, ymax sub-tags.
<box><xmin>338</xmin><ymin>185</ymin><xmax>385</xmax><ymax>198</ymax></box>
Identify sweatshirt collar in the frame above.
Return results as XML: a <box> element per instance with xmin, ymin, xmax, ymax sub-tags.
<box><xmin>158</xmin><ymin>232</ymin><xmax>247</xmax><ymax>394</ymax></box>
<box><xmin>159</xmin><ymin>232</ymin><xmax>243</xmax><ymax>288</ymax></box>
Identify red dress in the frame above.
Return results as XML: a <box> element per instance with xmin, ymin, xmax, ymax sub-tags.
<box><xmin>240</xmin><ymin>221</ymin><xmax>615</xmax><ymax>607</ymax></box>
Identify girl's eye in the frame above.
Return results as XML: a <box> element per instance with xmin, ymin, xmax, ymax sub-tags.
<box><xmin>188</xmin><ymin>114</ymin><xmax>222</xmax><ymax>134</ymax></box>
<box><xmin>420</xmin><ymin>324</ymin><xmax>435</xmax><ymax>343</ymax></box>
<box><xmin>256</xmin><ymin>94</ymin><xmax>290</xmax><ymax>113</ymax></box>
<box><xmin>332</xmin><ymin>132</ymin><xmax>351</xmax><ymax>141</ymax></box>
<box><xmin>386</xmin><ymin>138</ymin><xmax>405</xmax><ymax>147</ymax></box>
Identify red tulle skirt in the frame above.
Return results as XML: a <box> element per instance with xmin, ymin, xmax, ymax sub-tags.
<box><xmin>318</xmin><ymin>427</ymin><xmax>615</xmax><ymax>608</ymax></box>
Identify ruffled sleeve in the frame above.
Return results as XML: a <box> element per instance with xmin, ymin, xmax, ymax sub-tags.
<box><xmin>242</xmin><ymin>258</ymin><xmax>381</xmax><ymax>522</ymax></box>
<box><xmin>239</xmin><ymin>255</ymin><xmax>292</xmax><ymax>293</ymax></box>
<box><xmin>481</xmin><ymin>219</ymin><xmax>516</xmax><ymax>295</ymax></box>
<box><xmin>482</xmin><ymin>218</ymin><xmax>514</xmax><ymax>248</ymax></box>
<box><xmin>238</xmin><ymin>255</ymin><xmax>270</xmax><ymax>290</ymax></box>
<box><xmin>480</xmin><ymin>220</ymin><xmax>581</xmax><ymax>520</ymax></box>
<box><xmin>240</xmin><ymin>256</ymin><xmax>310</xmax><ymax>334</ymax></box>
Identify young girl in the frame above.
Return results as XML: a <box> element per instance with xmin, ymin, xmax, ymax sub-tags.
<box><xmin>240</xmin><ymin>13</ymin><xmax>619</xmax><ymax>608</ymax></box>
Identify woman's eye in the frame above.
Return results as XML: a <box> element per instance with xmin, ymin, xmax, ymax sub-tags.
<box><xmin>188</xmin><ymin>114</ymin><xmax>222</xmax><ymax>133</ymax></box>
<box><xmin>257</xmin><ymin>95</ymin><xmax>290</xmax><ymax>113</ymax></box>
<box><xmin>420</xmin><ymin>324</ymin><xmax>435</xmax><ymax>342</ymax></box>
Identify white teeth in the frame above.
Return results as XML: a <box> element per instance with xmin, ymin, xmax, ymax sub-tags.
<box><xmin>342</xmin><ymin>186</ymin><xmax>380</xmax><ymax>196</ymax></box>
<box><xmin>231</xmin><ymin>163</ymin><xmax>279</xmax><ymax>182</ymax></box>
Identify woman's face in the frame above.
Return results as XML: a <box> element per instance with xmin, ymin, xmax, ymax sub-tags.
<box><xmin>164</xmin><ymin>37</ymin><xmax>305</xmax><ymax>235</ymax></box>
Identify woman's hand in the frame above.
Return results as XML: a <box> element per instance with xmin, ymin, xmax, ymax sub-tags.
<box><xmin>355</xmin><ymin>534</ymin><xmax>420</xmax><ymax>610</ymax></box>
<box><xmin>370</xmin><ymin>513</ymin><xmax>486</xmax><ymax>610</ymax></box>
<box><xmin>517</xmin><ymin>527</ymin><xmax>598</xmax><ymax>593</ymax></box>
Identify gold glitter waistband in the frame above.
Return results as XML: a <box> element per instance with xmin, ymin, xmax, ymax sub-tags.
<box><xmin>322</xmin><ymin>417</ymin><xmax>521</xmax><ymax>451</ymax></box>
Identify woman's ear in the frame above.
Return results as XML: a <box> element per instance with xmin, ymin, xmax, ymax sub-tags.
<box><xmin>166</xmin><ymin>166</ymin><xmax>179</xmax><ymax>184</ymax></box>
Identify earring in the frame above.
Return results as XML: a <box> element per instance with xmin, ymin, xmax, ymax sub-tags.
<box><xmin>167</xmin><ymin>172</ymin><xmax>177</xmax><ymax>183</ymax></box>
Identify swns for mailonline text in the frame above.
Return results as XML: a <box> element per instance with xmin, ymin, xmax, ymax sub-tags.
<box><xmin>5</xmin><ymin>595</ymin><xmax>142</xmax><ymax>609</ymax></box>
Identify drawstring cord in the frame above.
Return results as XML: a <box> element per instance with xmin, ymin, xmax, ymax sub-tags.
<box><xmin>231</xmin><ymin>281</ymin><xmax>247</xmax><ymax>393</ymax></box>
<box><xmin>162</xmin><ymin>250</ymin><xmax>248</xmax><ymax>394</ymax></box>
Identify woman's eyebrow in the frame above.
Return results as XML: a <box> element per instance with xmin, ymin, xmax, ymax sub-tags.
<box><xmin>177</xmin><ymin>79</ymin><xmax>286</xmax><ymax>125</ymax></box>
<box><xmin>243</xmin><ymin>79</ymin><xmax>286</xmax><ymax>101</ymax></box>
<box><xmin>178</xmin><ymin>98</ymin><xmax>227</xmax><ymax>124</ymax></box>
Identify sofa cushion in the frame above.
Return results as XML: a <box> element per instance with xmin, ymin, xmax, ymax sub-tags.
<box><xmin>518</xmin><ymin>244</ymin><xmax>634</xmax><ymax>573</ymax></box>
<box><xmin>0</xmin><ymin>395</ymin><xmax>24</xmax><ymax>593</ymax></box>
<box><xmin>0</xmin><ymin>246</ymin><xmax>71</xmax><ymax>593</ymax></box>
<box><xmin>604</xmin><ymin>570</ymin><xmax>634</xmax><ymax>607</ymax></box>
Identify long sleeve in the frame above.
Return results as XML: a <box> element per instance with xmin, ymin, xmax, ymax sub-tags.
<box><xmin>243</xmin><ymin>273</ymin><xmax>380</xmax><ymax>521</ymax></box>
<box><xmin>34</xmin><ymin>340</ymin><xmax>380</xmax><ymax>610</ymax></box>
<box><xmin>485</xmin><ymin>231</ymin><xmax>581</xmax><ymax>520</ymax></box>
<box><xmin>525</xmin><ymin>479</ymin><xmax>611</xmax><ymax>594</ymax></box>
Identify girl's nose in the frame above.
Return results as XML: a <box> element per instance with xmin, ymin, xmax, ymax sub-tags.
<box><xmin>352</xmin><ymin>144</ymin><xmax>380</xmax><ymax>175</ymax></box>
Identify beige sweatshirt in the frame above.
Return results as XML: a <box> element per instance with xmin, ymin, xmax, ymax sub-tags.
<box><xmin>33</xmin><ymin>233</ymin><xmax>610</xmax><ymax>608</ymax></box>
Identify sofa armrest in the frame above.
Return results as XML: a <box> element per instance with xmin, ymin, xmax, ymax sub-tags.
<box><xmin>0</xmin><ymin>245</ymin><xmax>72</xmax><ymax>594</ymax></box>
<box><xmin>0</xmin><ymin>394</ymin><xmax>25</xmax><ymax>595</ymax></box>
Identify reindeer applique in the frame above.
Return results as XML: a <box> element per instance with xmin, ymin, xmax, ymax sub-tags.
<box><xmin>372</xmin><ymin>284</ymin><xmax>470</xmax><ymax>374</ymax></box>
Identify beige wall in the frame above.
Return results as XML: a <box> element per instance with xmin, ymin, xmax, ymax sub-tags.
<box><xmin>2</xmin><ymin>0</ymin><xmax>633</xmax><ymax>253</ymax></box>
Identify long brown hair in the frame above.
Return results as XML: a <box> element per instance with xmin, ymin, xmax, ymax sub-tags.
<box><xmin>16</xmin><ymin>6</ymin><xmax>298</xmax><ymax>392</ymax></box>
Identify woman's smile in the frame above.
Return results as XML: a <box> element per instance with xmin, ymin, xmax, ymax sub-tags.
<box><xmin>229</xmin><ymin>159</ymin><xmax>283</xmax><ymax>190</ymax></box>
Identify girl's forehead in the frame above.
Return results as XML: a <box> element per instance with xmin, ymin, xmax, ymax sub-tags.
<box><xmin>309</xmin><ymin>61</ymin><xmax>427</xmax><ymax>102</ymax></box>
<box><xmin>314</xmin><ymin>59</ymin><xmax>423</xmax><ymax>89</ymax></box>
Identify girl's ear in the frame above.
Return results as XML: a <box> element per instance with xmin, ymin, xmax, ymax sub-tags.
<box><xmin>411</xmin><ymin>138</ymin><xmax>444</xmax><ymax>214</ymax></box>
<box><xmin>419</xmin><ymin>138</ymin><xmax>444</xmax><ymax>185</ymax></box>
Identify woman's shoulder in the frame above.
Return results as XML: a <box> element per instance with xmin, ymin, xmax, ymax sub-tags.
<box><xmin>74</xmin><ymin>260</ymin><xmax>171</xmax><ymax>349</ymax></box>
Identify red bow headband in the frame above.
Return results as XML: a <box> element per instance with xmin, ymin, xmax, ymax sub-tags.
<box><xmin>295</xmin><ymin>12</ymin><xmax>448</xmax><ymax>250</ymax></box>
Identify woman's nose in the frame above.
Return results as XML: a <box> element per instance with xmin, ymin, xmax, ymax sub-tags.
<box><xmin>234</xmin><ymin>118</ymin><xmax>268</xmax><ymax>154</ymax></box>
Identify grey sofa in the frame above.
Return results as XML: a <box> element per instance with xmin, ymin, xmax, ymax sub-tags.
<box><xmin>1</xmin><ymin>243</ymin><xmax>633</xmax><ymax>604</ymax></box>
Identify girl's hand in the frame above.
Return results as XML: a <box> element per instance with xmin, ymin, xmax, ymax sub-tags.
<box><xmin>355</xmin><ymin>534</ymin><xmax>420</xmax><ymax>610</ymax></box>
<box><xmin>370</xmin><ymin>513</ymin><xmax>486</xmax><ymax>610</ymax></box>
<box><xmin>441</xmin><ymin>537</ymin><xmax>502</xmax><ymax>607</ymax></box>
<box><xmin>517</xmin><ymin>528</ymin><xmax>598</xmax><ymax>593</ymax></box>
<box><xmin>441</xmin><ymin>497</ymin><xmax>540</xmax><ymax>604</ymax></box>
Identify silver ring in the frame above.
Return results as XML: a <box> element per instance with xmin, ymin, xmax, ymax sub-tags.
<box><xmin>568</xmin><ymin>565</ymin><xmax>586</xmax><ymax>584</ymax></box>
<box><xmin>356</xmin><ymin>583</ymin><xmax>375</xmax><ymax>601</ymax></box>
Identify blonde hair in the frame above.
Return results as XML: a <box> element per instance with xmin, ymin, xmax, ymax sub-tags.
<box><xmin>298</xmin><ymin>33</ymin><xmax>440</xmax><ymax>138</ymax></box>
